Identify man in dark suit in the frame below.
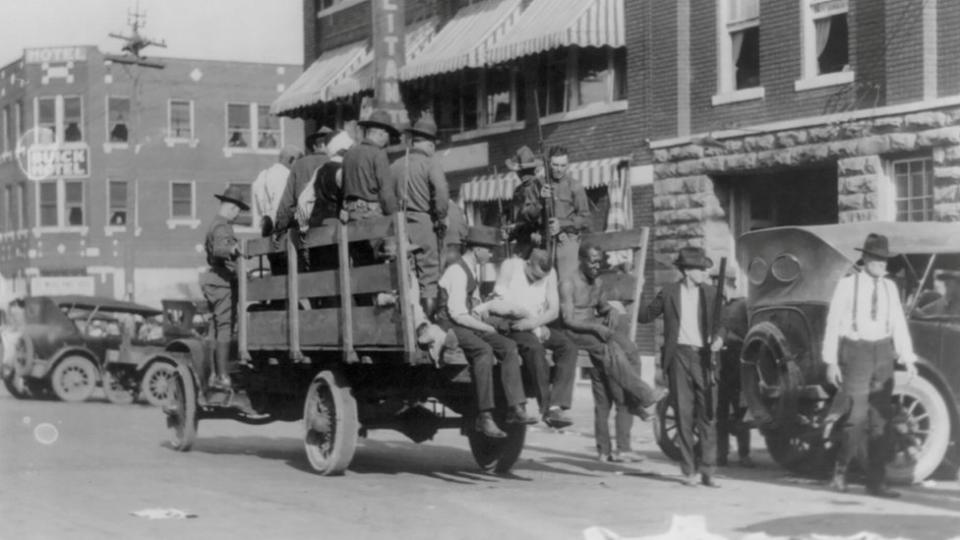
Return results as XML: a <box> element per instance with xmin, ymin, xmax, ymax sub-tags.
<box><xmin>638</xmin><ymin>246</ymin><xmax>725</xmax><ymax>487</ymax></box>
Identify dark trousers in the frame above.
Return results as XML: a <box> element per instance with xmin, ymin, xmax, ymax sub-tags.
<box><xmin>717</xmin><ymin>346</ymin><xmax>750</xmax><ymax>459</ymax></box>
<box><xmin>449</xmin><ymin>327</ymin><xmax>525</xmax><ymax>411</ymax></box>
<box><xmin>406</xmin><ymin>212</ymin><xmax>440</xmax><ymax>300</ymax></box>
<box><xmin>833</xmin><ymin>338</ymin><xmax>897</xmax><ymax>488</ymax></box>
<box><xmin>590</xmin><ymin>343</ymin><xmax>637</xmax><ymax>455</ymax></box>
<box><xmin>669</xmin><ymin>345</ymin><xmax>718</xmax><ymax>476</ymax></box>
<box><xmin>567</xmin><ymin>327</ymin><xmax>658</xmax><ymax>407</ymax></box>
<box><xmin>508</xmin><ymin>328</ymin><xmax>579</xmax><ymax>414</ymax></box>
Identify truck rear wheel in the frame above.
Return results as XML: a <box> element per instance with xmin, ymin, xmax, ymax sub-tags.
<box><xmin>166</xmin><ymin>364</ymin><xmax>198</xmax><ymax>451</ymax></box>
<box><xmin>303</xmin><ymin>370</ymin><xmax>359</xmax><ymax>476</ymax></box>
<box><xmin>466</xmin><ymin>419</ymin><xmax>526</xmax><ymax>473</ymax></box>
<box><xmin>886</xmin><ymin>372</ymin><xmax>952</xmax><ymax>484</ymax></box>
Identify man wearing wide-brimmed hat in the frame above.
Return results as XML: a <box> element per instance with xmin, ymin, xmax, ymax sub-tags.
<box><xmin>822</xmin><ymin>233</ymin><xmax>917</xmax><ymax>498</ymax></box>
<box><xmin>200</xmin><ymin>186</ymin><xmax>259</xmax><ymax>415</ymax></box>
<box><xmin>341</xmin><ymin>109</ymin><xmax>400</xmax><ymax>221</ymax></box>
<box><xmin>436</xmin><ymin>226</ymin><xmax>537</xmax><ymax>438</ymax></box>
<box><xmin>274</xmin><ymin>125</ymin><xmax>339</xmax><ymax>233</ymax></box>
<box><xmin>637</xmin><ymin>246</ymin><xmax>726</xmax><ymax>487</ymax></box>
<box><xmin>390</xmin><ymin>116</ymin><xmax>449</xmax><ymax>317</ymax></box>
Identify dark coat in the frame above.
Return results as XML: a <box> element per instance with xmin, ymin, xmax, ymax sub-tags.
<box><xmin>638</xmin><ymin>281</ymin><xmax>725</xmax><ymax>369</ymax></box>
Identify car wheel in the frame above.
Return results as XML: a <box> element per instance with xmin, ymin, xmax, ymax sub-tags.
<box><xmin>886</xmin><ymin>372</ymin><xmax>952</xmax><ymax>484</ymax></box>
<box><xmin>50</xmin><ymin>355</ymin><xmax>98</xmax><ymax>402</ymax></box>
<box><xmin>140</xmin><ymin>362</ymin><xmax>176</xmax><ymax>407</ymax></box>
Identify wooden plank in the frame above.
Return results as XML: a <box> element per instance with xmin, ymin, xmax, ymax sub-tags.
<box><xmin>247</xmin><ymin>265</ymin><xmax>399</xmax><ymax>303</ymax></box>
<box><xmin>245</xmin><ymin>236</ymin><xmax>283</xmax><ymax>257</ymax></box>
<box><xmin>237</xmin><ymin>253</ymin><xmax>250</xmax><ymax>362</ymax></box>
<box><xmin>338</xmin><ymin>223</ymin><xmax>356</xmax><ymax>363</ymax></box>
<box><xmin>286</xmin><ymin>233</ymin><xmax>303</xmax><ymax>362</ymax></box>
<box><xmin>393</xmin><ymin>213</ymin><xmax>417</xmax><ymax>361</ymax></box>
<box><xmin>628</xmin><ymin>227</ymin><xmax>650</xmax><ymax>341</ymax></box>
<box><xmin>302</xmin><ymin>217</ymin><xmax>396</xmax><ymax>249</ymax></box>
<box><xmin>582</xmin><ymin>230</ymin><xmax>646</xmax><ymax>252</ymax></box>
<box><xmin>247</xmin><ymin>306</ymin><xmax>403</xmax><ymax>349</ymax></box>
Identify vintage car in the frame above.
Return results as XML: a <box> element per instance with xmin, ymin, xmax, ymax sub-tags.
<box><xmin>734</xmin><ymin>222</ymin><xmax>960</xmax><ymax>483</ymax></box>
<box><xmin>4</xmin><ymin>295</ymin><xmax>164</xmax><ymax>403</ymax></box>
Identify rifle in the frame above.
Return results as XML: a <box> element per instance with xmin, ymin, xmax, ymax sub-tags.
<box><xmin>531</xmin><ymin>89</ymin><xmax>557</xmax><ymax>262</ymax></box>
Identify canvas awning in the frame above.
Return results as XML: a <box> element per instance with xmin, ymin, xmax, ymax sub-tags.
<box><xmin>460</xmin><ymin>157</ymin><xmax>627</xmax><ymax>202</ymax></box>
<box><xmin>271</xmin><ymin>41</ymin><xmax>370</xmax><ymax>115</ymax></box>
<box><xmin>486</xmin><ymin>0</ymin><xmax>625</xmax><ymax>65</ymax></box>
<box><xmin>400</xmin><ymin>0</ymin><xmax>522</xmax><ymax>81</ymax></box>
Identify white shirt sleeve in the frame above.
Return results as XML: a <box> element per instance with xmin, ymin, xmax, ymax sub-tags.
<box><xmin>251</xmin><ymin>171</ymin><xmax>267</xmax><ymax>226</ymax></box>
<box><xmin>439</xmin><ymin>265</ymin><xmax>469</xmax><ymax>319</ymax></box>
<box><xmin>887</xmin><ymin>278</ymin><xmax>917</xmax><ymax>365</ymax></box>
<box><xmin>822</xmin><ymin>276</ymin><xmax>852</xmax><ymax>366</ymax></box>
<box><xmin>493</xmin><ymin>258</ymin><xmax>520</xmax><ymax>298</ymax></box>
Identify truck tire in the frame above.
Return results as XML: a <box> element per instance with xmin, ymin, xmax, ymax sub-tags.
<box><xmin>886</xmin><ymin>372</ymin><xmax>952</xmax><ymax>484</ymax></box>
<box><xmin>303</xmin><ymin>370</ymin><xmax>359</xmax><ymax>475</ymax></box>
<box><xmin>166</xmin><ymin>364</ymin><xmax>198</xmax><ymax>451</ymax></box>
<box><xmin>467</xmin><ymin>419</ymin><xmax>526</xmax><ymax>474</ymax></box>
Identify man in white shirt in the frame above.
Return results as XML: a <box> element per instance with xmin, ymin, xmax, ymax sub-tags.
<box><xmin>437</xmin><ymin>226</ymin><xmax>536</xmax><ymax>438</ymax></box>
<box><xmin>252</xmin><ymin>145</ymin><xmax>301</xmax><ymax>237</ymax></box>
<box><xmin>482</xmin><ymin>248</ymin><xmax>579</xmax><ymax>428</ymax></box>
<box><xmin>823</xmin><ymin>233</ymin><xmax>917</xmax><ymax>498</ymax></box>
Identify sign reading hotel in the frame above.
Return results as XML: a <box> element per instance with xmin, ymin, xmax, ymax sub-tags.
<box><xmin>25</xmin><ymin>47</ymin><xmax>88</xmax><ymax>64</ymax></box>
<box><xmin>371</xmin><ymin>0</ymin><xmax>408</xmax><ymax>125</ymax></box>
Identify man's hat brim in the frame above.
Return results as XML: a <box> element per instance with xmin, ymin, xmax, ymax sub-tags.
<box><xmin>855</xmin><ymin>247</ymin><xmax>895</xmax><ymax>259</ymax></box>
<box><xmin>215</xmin><ymin>194</ymin><xmax>249</xmax><ymax>211</ymax></box>
<box><xmin>675</xmin><ymin>259</ymin><xmax>713</xmax><ymax>270</ymax></box>
<box><xmin>505</xmin><ymin>158</ymin><xmax>542</xmax><ymax>171</ymax></box>
<box><xmin>358</xmin><ymin>119</ymin><xmax>399</xmax><ymax>136</ymax></box>
<box><xmin>404</xmin><ymin>127</ymin><xmax>439</xmax><ymax>140</ymax></box>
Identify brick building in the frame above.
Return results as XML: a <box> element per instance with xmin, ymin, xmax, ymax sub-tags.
<box><xmin>0</xmin><ymin>46</ymin><xmax>302</xmax><ymax>306</ymax></box>
<box><xmin>278</xmin><ymin>0</ymin><xmax>659</xmax><ymax>355</ymax></box>
<box><xmin>644</xmin><ymin>0</ymin><xmax>960</xmax><ymax>286</ymax></box>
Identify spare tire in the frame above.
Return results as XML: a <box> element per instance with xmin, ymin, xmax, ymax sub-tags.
<box><xmin>740</xmin><ymin>321</ymin><xmax>796</xmax><ymax>429</ymax></box>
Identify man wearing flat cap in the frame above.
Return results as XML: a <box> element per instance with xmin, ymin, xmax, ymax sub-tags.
<box><xmin>391</xmin><ymin>116</ymin><xmax>449</xmax><ymax>317</ymax></box>
<box><xmin>341</xmin><ymin>109</ymin><xmax>400</xmax><ymax>221</ymax></box>
<box><xmin>437</xmin><ymin>226</ymin><xmax>536</xmax><ymax>438</ymax></box>
<box><xmin>823</xmin><ymin>233</ymin><xmax>917</xmax><ymax>498</ymax></box>
<box><xmin>637</xmin><ymin>246</ymin><xmax>726</xmax><ymax>487</ymax></box>
<box><xmin>200</xmin><ymin>186</ymin><xmax>259</xmax><ymax>415</ymax></box>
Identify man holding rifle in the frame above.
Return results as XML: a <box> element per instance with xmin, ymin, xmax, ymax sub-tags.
<box><xmin>637</xmin><ymin>246</ymin><xmax>726</xmax><ymax>487</ymax></box>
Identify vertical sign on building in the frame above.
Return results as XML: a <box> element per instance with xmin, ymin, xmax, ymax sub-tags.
<box><xmin>371</xmin><ymin>0</ymin><xmax>408</xmax><ymax>126</ymax></box>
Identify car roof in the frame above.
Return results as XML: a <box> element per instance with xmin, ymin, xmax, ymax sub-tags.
<box><xmin>740</xmin><ymin>222</ymin><xmax>960</xmax><ymax>261</ymax></box>
<box><xmin>49</xmin><ymin>295</ymin><xmax>162</xmax><ymax>317</ymax></box>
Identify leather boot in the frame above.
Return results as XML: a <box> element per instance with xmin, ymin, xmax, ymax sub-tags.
<box><xmin>505</xmin><ymin>404</ymin><xmax>537</xmax><ymax>425</ymax></box>
<box><xmin>214</xmin><ymin>342</ymin><xmax>232</xmax><ymax>387</ymax></box>
<box><xmin>829</xmin><ymin>463</ymin><xmax>848</xmax><ymax>493</ymax></box>
<box><xmin>421</xmin><ymin>297</ymin><xmax>437</xmax><ymax>321</ymax></box>
<box><xmin>475</xmin><ymin>411</ymin><xmax>507</xmax><ymax>438</ymax></box>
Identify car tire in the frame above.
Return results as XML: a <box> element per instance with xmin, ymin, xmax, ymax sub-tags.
<box><xmin>303</xmin><ymin>369</ymin><xmax>359</xmax><ymax>476</ymax></box>
<box><xmin>140</xmin><ymin>362</ymin><xmax>176</xmax><ymax>407</ymax></box>
<box><xmin>886</xmin><ymin>371</ymin><xmax>952</xmax><ymax>485</ymax></box>
<box><xmin>50</xmin><ymin>355</ymin><xmax>98</xmax><ymax>402</ymax></box>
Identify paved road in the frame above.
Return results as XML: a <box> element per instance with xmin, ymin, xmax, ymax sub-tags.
<box><xmin>2</xmin><ymin>388</ymin><xmax>959</xmax><ymax>540</ymax></box>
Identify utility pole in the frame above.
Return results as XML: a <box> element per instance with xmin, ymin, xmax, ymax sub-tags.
<box><xmin>106</xmin><ymin>3</ymin><xmax>166</xmax><ymax>301</ymax></box>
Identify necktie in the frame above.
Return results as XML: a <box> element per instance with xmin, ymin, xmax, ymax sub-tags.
<box><xmin>871</xmin><ymin>278</ymin><xmax>879</xmax><ymax>321</ymax></box>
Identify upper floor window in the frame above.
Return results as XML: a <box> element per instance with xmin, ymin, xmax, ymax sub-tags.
<box><xmin>170</xmin><ymin>181</ymin><xmax>195</xmax><ymax>220</ymax></box>
<box><xmin>107</xmin><ymin>97</ymin><xmax>130</xmax><ymax>143</ymax></box>
<box><xmin>798</xmin><ymin>0</ymin><xmax>851</xmax><ymax>89</ymax></box>
<box><xmin>720</xmin><ymin>0</ymin><xmax>760</xmax><ymax>94</ymax></box>
<box><xmin>168</xmin><ymin>99</ymin><xmax>194</xmax><ymax>140</ymax></box>
<box><xmin>226</xmin><ymin>103</ymin><xmax>281</xmax><ymax>150</ymax></box>
<box><xmin>37</xmin><ymin>97</ymin><xmax>56</xmax><ymax>142</ymax></box>
<box><xmin>537</xmin><ymin>47</ymin><xmax>627</xmax><ymax>118</ymax></box>
<box><xmin>17</xmin><ymin>183</ymin><xmax>25</xmax><ymax>230</ymax></box>
<box><xmin>108</xmin><ymin>180</ymin><xmax>128</xmax><ymax>226</ymax></box>
<box><xmin>891</xmin><ymin>157</ymin><xmax>933</xmax><ymax>222</ymax></box>
<box><xmin>33</xmin><ymin>95</ymin><xmax>84</xmax><ymax>144</ymax></box>
<box><xmin>37</xmin><ymin>179</ymin><xmax>84</xmax><ymax>228</ymax></box>
<box><xmin>63</xmin><ymin>97</ymin><xmax>83</xmax><ymax>142</ymax></box>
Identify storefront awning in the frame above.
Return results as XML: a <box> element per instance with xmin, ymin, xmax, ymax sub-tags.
<box><xmin>271</xmin><ymin>41</ymin><xmax>370</xmax><ymax>115</ymax></box>
<box><xmin>326</xmin><ymin>18</ymin><xmax>438</xmax><ymax>100</ymax></box>
<box><xmin>460</xmin><ymin>157</ymin><xmax>627</xmax><ymax>202</ymax></box>
<box><xmin>486</xmin><ymin>0</ymin><xmax>625</xmax><ymax>65</ymax></box>
<box><xmin>400</xmin><ymin>0</ymin><xmax>522</xmax><ymax>81</ymax></box>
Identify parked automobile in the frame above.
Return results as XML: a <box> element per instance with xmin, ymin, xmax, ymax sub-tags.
<box><xmin>734</xmin><ymin>222</ymin><xmax>960</xmax><ymax>483</ymax></box>
<box><xmin>7</xmin><ymin>295</ymin><xmax>163</xmax><ymax>403</ymax></box>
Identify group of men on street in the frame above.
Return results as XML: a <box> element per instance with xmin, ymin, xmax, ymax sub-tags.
<box><xmin>197</xmin><ymin>108</ymin><xmax>920</xmax><ymax>495</ymax></box>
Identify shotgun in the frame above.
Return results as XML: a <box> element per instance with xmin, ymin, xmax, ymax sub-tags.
<box><xmin>531</xmin><ymin>89</ymin><xmax>556</xmax><ymax>261</ymax></box>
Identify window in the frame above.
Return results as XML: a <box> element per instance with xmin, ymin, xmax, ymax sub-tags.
<box><xmin>63</xmin><ymin>97</ymin><xmax>83</xmax><ymax>142</ymax></box>
<box><xmin>15</xmin><ymin>101</ymin><xmax>23</xmax><ymax>137</ymax></box>
<box><xmin>38</xmin><ymin>181</ymin><xmax>58</xmax><ymax>227</ymax></box>
<box><xmin>226</xmin><ymin>103</ymin><xmax>282</xmax><ymax>150</ymax></box>
<box><xmin>107</xmin><ymin>97</ymin><xmax>130</xmax><ymax>143</ymax></box>
<box><xmin>16</xmin><ymin>183</ymin><xmax>25</xmax><ymax>230</ymax></box>
<box><xmin>718</xmin><ymin>0</ymin><xmax>760</xmax><ymax>94</ymax></box>
<box><xmin>168</xmin><ymin>100</ymin><xmax>193</xmax><ymax>140</ymax></box>
<box><xmin>2</xmin><ymin>106</ymin><xmax>9</xmax><ymax>153</ymax></box>
<box><xmin>3</xmin><ymin>185</ymin><xmax>11</xmax><ymax>231</ymax></box>
<box><xmin>108</xmin><ymin>181</ymin><xmax>128</xmax><ymax>226</ymax></box>
<box><xmin>170</xmin><ymin>181</ymin><xmax>195</xmax><ymax>219</ymax></box>
<box><xmin>65</xmin><ymin>181</ymin><xmax>83</xmax><ymax>225</ymax></box>
<box><xmin>37</xmin><ymin>97</ymin><xmax>56</xmax><ymax>142</ymax></box>
<box><xmin>892</xmin><ymin>157</ymin><xmax>933</xmax><ymax>222</ymax></box>
<box><xmin>536</xmin><ymin>47</ymin><xmax>626</xmax><ymax>117</ymax></box>
<box><xmin>799</xmin><ymin>0</ymin><xmax>851</xmax><ymax>88</ymax></box>
<box><xmin>227</xmin><ymin>182</ymin><xmax>253</xmax><ymax>227</ymax></box>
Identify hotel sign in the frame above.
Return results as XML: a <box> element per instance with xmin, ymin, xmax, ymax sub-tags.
<box><xmin>25</xmin><ymin>47</ymin><xmax>88</xmax><ymax>64</ymax></box>
<box><xmin>26</xmin><ymin>146</ymin><xmax>90</xmax><ymax>180</ymax></box>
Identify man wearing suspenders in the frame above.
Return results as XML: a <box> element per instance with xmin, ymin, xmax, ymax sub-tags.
<box><xmin>822</xmin><ymin>233</ymin><xmax>918</xmax><ymax>498</ymax></box>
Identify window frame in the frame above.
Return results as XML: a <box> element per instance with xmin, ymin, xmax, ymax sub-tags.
<box><xmin>169</xmin><ymin>180</ymin><xmax>197</xmax><ymax>221</ymax></box>
<box><xmin>107</xmin><ymin>179</ymin><xmax>129</xmax><ymax>229</ymax></box>
<box><xmin>32</xmin><ymin>95</ymin><xmax>86</xmax><ymax>146</ymax></box>
<box><xmin>796</xmin><ymin>0</ymin><xmax>854</xmax><ymax>91</ymax></box>
<box><xmin>2</xmin><ymin>184</ymin><xmax>11</xmax><ymax>232</ymax></box>
<box><xmin>713</xmin><ymin>0</ymin><xmax>764</xmax><ymax>105</ymax></box>
<box><xmin>34</xmin><ymin>179</ymin><xmax>87</xmax><ymax>232</ymax></box>
<box><xmin>105</xmin><ymin>95</ymin><xmax>131</xmax><ymax>146</ymax></box>
<box><xmin>537</xmin><ymin>46</ymin><xmax>629</xmax><ymax>125</ymax></box>
<box><xmin>62</xmin><ymin>95</ymin><xmax>84</xmax><ymax>143</ymax></box>
<box><xmin>889</xmin><ymin>156</ymin><xmax>935</xmax><ymax>222</ymax></box>
<box><xmin>166</xmin><ymin>99</ymin><xmax>195</xmax><ymax>143</ymax></box>
<box><xmin>223</xmin><ymin>102</ymin><xmax>284</xmax><ymax>154</ymax></box>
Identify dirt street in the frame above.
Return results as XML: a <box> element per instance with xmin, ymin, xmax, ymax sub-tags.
<box><xmin>1</xmin><ymin>386</ymin><xmax>958</xmax><ymax>540</ymax></box>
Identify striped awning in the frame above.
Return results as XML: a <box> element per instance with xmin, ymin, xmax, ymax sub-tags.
<box><xmin>486</xmin><ymin>0</ymin><xmax>625</xmax><ymax>65</ymax></box>
<box><xmin>400</xmin><ymin>0</ymin><xmax>522</xmax><ymax>81</ymax></box>
<box><xmin>271</xmin><ymin>41</ymin><xmax>370</xmax><ymax>115</ymax></box>
<box><xmin>460</xmin><ymin>157</ymin><xmax>627</xmax><ymax>202</ymax></box>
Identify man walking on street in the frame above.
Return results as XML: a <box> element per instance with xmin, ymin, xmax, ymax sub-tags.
<box><xmin>391</xmin><ymin>117</ymin><xmax>449</xmax><ymax>317</ymax></box>
<box><xmin>823</xmin><ymin>233</ymin><xmax>917</xmax><ymax>498</ymax></box>
<box><xmin>437</xmin><ymin>226</ymin><xmax>537</xmax><ymax>438</ymax></box>
<box><xmin>637</xmin><ymin>246</ymin><xmax>725</xmax><ymax>487</ymax></box>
